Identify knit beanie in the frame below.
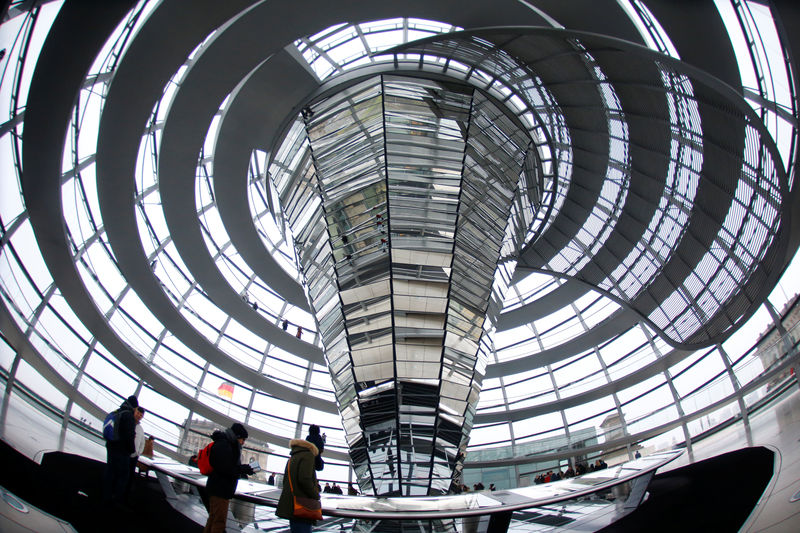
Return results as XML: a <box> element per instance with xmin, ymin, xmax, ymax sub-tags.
<box><xmin>231</xmin><ymin>423</ymin><xmax>249</xmax><ymax>439</ymax></box>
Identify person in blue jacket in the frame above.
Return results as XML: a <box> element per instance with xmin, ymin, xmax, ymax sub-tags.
<box><xmin>203</xmin><ymin>423</ymin><xmax>254</xmax><ymax>533</ymax></box>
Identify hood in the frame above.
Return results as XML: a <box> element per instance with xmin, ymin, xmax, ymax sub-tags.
<box><xmin>224</xmin><ymin>427</ymin><xmax>240</xmax><ymax>443</ymax></box>
<box><xmin>289</xmin><ymin>438</ymin><xmax>319</xmax><ymax>456</ymax></box>
<box><xmin>120</xmin><ymin>395</ymin><xmax>138</xmax><ymax>411</ymax></box>
<box><xmin>211</xmin><ymin>428</ymin><xmax>242</xmax><ymax>449</ymax></box>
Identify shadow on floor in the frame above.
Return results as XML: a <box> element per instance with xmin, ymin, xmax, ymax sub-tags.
<box><xmin>598</xmin><ymin>446</ymin><xmax>774</xmax><ymax>533</ymax></box>
<box><xmin>0</xmin><ymin>439</ymin><xmax>200</xmax><ymax>532</ymax></box>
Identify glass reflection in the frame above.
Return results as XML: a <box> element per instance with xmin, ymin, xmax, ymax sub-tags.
<box><xmin>278</xmin><ymin>74</ymin><xmax>540</xmax><ymax>495</ymax></box>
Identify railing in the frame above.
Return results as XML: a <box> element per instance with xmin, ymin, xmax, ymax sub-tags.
<box><xmin>138</xmin><ymin>449</ymin><xmax>681</xmax><ymax>527</ymax></box>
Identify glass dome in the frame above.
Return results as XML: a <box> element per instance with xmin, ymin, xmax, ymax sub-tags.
<box><xmin>1</xmin><ymin>0</ymin><xmax>799</xmax><ymax>501</ymax></box>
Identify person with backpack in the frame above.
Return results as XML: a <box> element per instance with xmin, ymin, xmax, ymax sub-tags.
<box><xmin>203</xmin><ymin>422</ymin><xmax>254</xmax><ymax>533</ymax></box>
<box><xmin>102</xmin><ymin>395</ymin><xmax>139</xmax><ymax>507</ymax></box>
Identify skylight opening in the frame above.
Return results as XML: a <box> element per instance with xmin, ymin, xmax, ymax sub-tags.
<box><xmin>293</xmin><ymin>18</ymin><xmax>462</xmax><ymax>82</ymax></box>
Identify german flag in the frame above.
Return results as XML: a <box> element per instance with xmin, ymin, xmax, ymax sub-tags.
<box><xmin>217</xmin><ymin>382</ymin><xmax>234</xmax><ymax>400</ymax></box>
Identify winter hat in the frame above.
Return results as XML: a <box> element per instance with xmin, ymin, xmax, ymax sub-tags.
<box><xmin>308</xmin><ymin>424</ymin><xmax>320</xmax><ymax>435</ymax></box>
<box><xmin>126</xmin><ymin>395</ymin><xmax>139</xmax><ymax>409</ymax></box>
<box><xmin>231</xmin><ymin>423</ymin><xmax>249</xmax><ymax>440</ymax></box>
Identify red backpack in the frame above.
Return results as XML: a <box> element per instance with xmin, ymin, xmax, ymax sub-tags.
<box><xmin>197</xmin><ymin>442</ymin><xmax>214</xmax><ymax>475</ymax></box>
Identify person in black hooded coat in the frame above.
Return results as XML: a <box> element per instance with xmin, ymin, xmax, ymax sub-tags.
<box><xmin>203</xmin><ymin>423</ymin><xmax>254</xmax><ymax>533</ymax></box>
<box><xmin>305</xmin><ymin>424</ymin><xmax>325</xmax><ymax>471</ymax></box>
<box><xmin>103</xmin><ymin>395</ymin><xmax>138</xmax><ymax>505</ymax></box>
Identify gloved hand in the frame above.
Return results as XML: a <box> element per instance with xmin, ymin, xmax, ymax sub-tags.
<box><xmin>242</xmin><ymin>464</ymin><xmax>255</xmax><ymax>476</ymax></box>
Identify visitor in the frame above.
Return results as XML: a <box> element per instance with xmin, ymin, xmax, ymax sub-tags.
<box><xmin>306</xmin><ymin>424</ymin><xmax>325</xmax><ymax>471</ymax></box>
<box><xmin>276</xmin><ymin>437</ymin><xmax>321</xmax><ymax>533</ymax></box>
<box><xmin>103</xmin><ymin>395</ymin><xmax>139</xmax><ymax>507</ymax></box>
<box><xmin>203</xmin><ymin>423</ymin><xmax>255</xmax><ymax>533</ymax></box>
<box><xmin>142</xmin><ymin>435</ymin><xmax>154</xmax><ymax>458</ymax></box>
<box><xmin>137</xmin><ymin>433</ymin><xmax>155</xmax><ymax>477</ymax></box>
<box><xmin>125</xmin><ymin>406</ymin><xmax>146</xmax><ymax>495</ymax></box>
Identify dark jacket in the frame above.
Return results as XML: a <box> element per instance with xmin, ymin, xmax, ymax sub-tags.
<box><xmin>306</xmin><ymin>431</ymin><xmax>325</xmax><ymax>471</ymax></box>
<box><xmin>276</xmin><ymin>439</ymin><xmax>320</xmax><ymax>522</ymax></box>
<box><xmin>105</xmin><ymin>399</ymin><xmax>136</xmax><ymax>456</ymax></box>
<box><xmin>206</xmin><ymin>428</ymin><xmax>250</xmax><ymax>499</ymax></box>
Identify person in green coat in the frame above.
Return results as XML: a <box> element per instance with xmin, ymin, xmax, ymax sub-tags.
<box><xmin>276</xmin><ymin>438</ymin><xmax>321</xmax><ymax>533</ymax></box>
